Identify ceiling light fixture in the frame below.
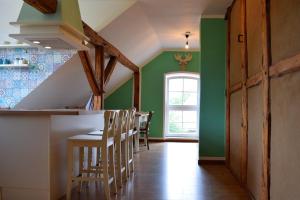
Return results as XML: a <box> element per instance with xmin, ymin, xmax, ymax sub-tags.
<box><xmin>33</xmin><ymin>41</ymin><xmax>40</xmax><ymax>44</ymax></box>
<box><xmin>45</xmin><ymin>46</ymin><xmax>52</xmax><ymax>49</ymax></box>
<box><xmin>185</xmin><ymin>31</ymin><xmax>191</xmax><ymax>49</ymax></box>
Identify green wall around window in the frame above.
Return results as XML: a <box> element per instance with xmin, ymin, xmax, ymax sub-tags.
<box><xmin>199</xmin><ymin>19</ymin><xmax>227</xmax><ymax>158</ymax></box>
<box><xmin>141</xmin><ymin>51</ymin><xmax>200</xmax><ymax>138</ymax></box>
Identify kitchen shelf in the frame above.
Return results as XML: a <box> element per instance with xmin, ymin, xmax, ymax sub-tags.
<box><xmin>0</xmin><ymin>64</ymin><xmax>29</xmax><ymax>68</ymax></box>
<box><xmin>0</xmin><ymin>44</ymin><xmax>31</xmax><ymax>49</ymax></box>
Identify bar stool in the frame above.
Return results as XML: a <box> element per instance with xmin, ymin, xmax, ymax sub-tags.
<box><xmin>115</xmin><ymin>110</ymin><xmax>129</xmax><ymax>187</ymax></box>
<box><xmin>66</xmin><ymin>111</ymin><xmax>118</xmax><ymax>200</ymax></box>
<box><xmin>127</xmin><ymin>108</ymin><xmax>137</xmax><ymax>176</ymax></box>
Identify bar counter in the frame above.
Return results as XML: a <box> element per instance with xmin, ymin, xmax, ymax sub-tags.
<box><xmin>0</xmin><ymin>109</ymin><xmax>104</xmax><ymax>200</ymax></box>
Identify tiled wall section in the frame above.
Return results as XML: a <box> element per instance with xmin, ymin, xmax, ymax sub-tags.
<box><xmin>0</xmin><ymin>48</ymin><xmax>75</xmax><ymax>108</ymax></box>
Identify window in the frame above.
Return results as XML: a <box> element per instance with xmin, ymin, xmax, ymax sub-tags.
<box><xmin>164</xmin><ymin>73</ymin><xmax>200</xmax><ymax>138</ymax></box>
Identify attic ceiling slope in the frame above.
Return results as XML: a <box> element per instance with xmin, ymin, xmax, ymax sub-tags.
<box><xmin>100</xmin><ymin>0</ymin><xmax>233</xmax><ymax>96</ymax></box>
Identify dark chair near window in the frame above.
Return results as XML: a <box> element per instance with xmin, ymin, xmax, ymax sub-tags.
<box><xmin>139</xmin><ymin>111</ymin><xmax>154</xmax><ymax>150</ymax></box>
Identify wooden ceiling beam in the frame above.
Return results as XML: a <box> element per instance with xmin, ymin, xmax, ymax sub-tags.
<box><xmin>24</xmin><ymin>0</ymin><xmax>57</xmax><ymax>14</ymax></box>
<box><xmin>104</xmin><ymin>56</ymin><xmax>118</xmax><ymax>86</ymax></box>
<box><xmin>78</xmin><ymin>51</ymin><xmax>101</xmax><ymax>96</ymax></box>
<box><xmin>82</xmin><ymin>21</ymin><xmax>139</xmax><ymax>72</ymax></box>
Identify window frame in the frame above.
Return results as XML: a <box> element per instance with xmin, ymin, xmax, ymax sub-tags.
<box><xmin>163</xmin><ymin>72</ymin><xmax>200</xmax><ymax>138</ymax></box>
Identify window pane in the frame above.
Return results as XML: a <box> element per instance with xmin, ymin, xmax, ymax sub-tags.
<box><xmin>184</xmin><ymin>78</ymin><xmax>198</xmax><ymax>92</ymax></box>
<box><xmin>183</xmin><ymin>92</ymin><xmax>197</xmax><ymax>105</ymax></box>
<box><xmin>183</xmin><ymin>111</ymin><xmax>197</xmax><ymax>123</ymax></box>
<box><xmin>169</xmin><ymin>92</ymin><xmax>183</xmax><ymax>105</ymax></box>
<box><xmin>169</xmin><ymin>111</ymin><xmax>182</xmax><ymax>122</ymax></box>
<box><xmin>169</xmin><ymin>78</ymin><xmax>183</xmax><ymax>91</ymax></box>
<box><xmin>168</xmin><ymin>122</ymin><xmax>183</xmax><ymax>133</ymax></box>
<box><xmin>182</xmin><ymin>123</ymin><xmax>197</xmax><ymax>133</ymax></box>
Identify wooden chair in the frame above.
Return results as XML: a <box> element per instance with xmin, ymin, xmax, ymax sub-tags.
<box><xmin>66</xmin><ymin>111</ymin><xmax>118</xmax><ymax>200</ymax></box>
<box><xmin>139</xmin><ymin>111</ymin><xmax>154</xmax><ymax>150</ymax></box>
<box><xmin>115</xmin><ymin>110</ymin><xmax>129</xmax><ymax>188</ymax></box>
<box><xmin>127</xmin><ymin>108</ymin><xmax>136</xmax><ymax>176</ymax></box>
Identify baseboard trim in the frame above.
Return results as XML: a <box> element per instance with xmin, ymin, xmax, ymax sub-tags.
<box><xmin>198</xmin><ymin>157</ymin><xmax>226</xmax><ymax>165</ymax></box>
<box><xmin>139</xmin><ymin>137</ymin><xmax>198</xmax><ymax>143</ymax></box>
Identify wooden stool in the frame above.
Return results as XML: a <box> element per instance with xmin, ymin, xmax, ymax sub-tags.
<box><xmin>115</xmin><ymin>110</ymin><xmax>129</xmax><ymax>188</ymax></box>
<box><xmin>66</xmin><ymin>111</ymin><xmax>118</xmax><ymax>200</ymax></box>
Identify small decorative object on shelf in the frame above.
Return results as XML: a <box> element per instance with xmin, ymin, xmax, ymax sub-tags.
<box><xmin>0</xmin><ymin>57</ymin><xmax>29</xmax><ymax>68</ymax></box>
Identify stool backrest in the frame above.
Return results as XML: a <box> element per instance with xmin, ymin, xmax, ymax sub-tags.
<box><xmin>103</xmin><ymin>111</ymin><xmax>117</xmax><ymax>142</ymax></box>
<box><xmin>128</xmin><ymin>107</ymin><xmax>136</xmax><ymax>130</ymax></box>
<box><xmin>145</xmin><ymin>111</ymin><xmax>154</xmax><ymax>131</ymax></box>
<box><xmin>117</xmin><ymin>110</ymin><xmax>129</xmax><ymax>137</ymax></box>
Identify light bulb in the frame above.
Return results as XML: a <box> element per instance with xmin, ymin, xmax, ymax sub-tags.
<box><xmin>33</xmin><ymin>41</ymin><xmax>40</xmax><ymax>44</ymax></box>
<box><xmin>45</xmin><ymin>46</ymin><xmax>52</xmax><ymax>49</ymax></box>
<box><xmin>185</xmin><ymin>42</ymin><xmax>189</xmax><ymax>49</ymax></box>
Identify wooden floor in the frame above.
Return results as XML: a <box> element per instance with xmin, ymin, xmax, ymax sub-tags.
<box><xmin>68</xmin><ymin>142</ymin><xmax>249</xmax><ymax>200</ymax></box>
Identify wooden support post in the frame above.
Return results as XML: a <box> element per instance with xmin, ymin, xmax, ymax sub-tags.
<box><xmin>240</xmin><ymin>0</ymin><xmax>248</xmax><ymax>186</ymax></box>
<box><xmin>260</xmin><ymin>0</ymin><xmax>271</xmax><ymax>199</ymax></box>
<box><xmin>226</xmin><ymin>6</ymin><xmax>232</xmax><ymax>167</ymax></box>
<box><xmin>104</xmin><ymin>56</ymin><xmax>118</xmax><ymax>85</ymax></box>
<box><xmin>133</xmin><ymin>71</ymin><xmax>140</xmax><ymax>111</ymax></box>
<box><xmin>78</xmin><ymin>51</ymin><xmax>101</xmax><ymax>96</ymax></box>
<box><xmin>95</xmin><ymin>46</ymin><xmax>105</xmax><ymax>110</ymax></box>
<box><xmin>24</xmin><ymin>0</ymin><xmax>57</xmax><ymax>14</ymax></box>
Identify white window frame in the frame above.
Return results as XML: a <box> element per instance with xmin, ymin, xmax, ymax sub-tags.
<box><xmin>163</xmin><ymin>72</ymin><xmax>200</xmax><ymax>138</ymax></box>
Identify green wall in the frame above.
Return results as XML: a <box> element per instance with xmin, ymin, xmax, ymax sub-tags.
<box><xmin>104</xmin><ymin>78</ymin><xmax>133</xmax><ymax>110</ymax></box>
<box><xmin>141</xmin><ymin>51</ymin><xmax>200</xmax><ymax>138</ymax></box>
<box><xmin>199</xmin><ymin>19</ymin><xmax>227</xmax><ymax>157</ymax></box>
<box><xmin>104</xmin><ymin>51</ymin><xmax>200</xmax><ymax>138</ymax></box>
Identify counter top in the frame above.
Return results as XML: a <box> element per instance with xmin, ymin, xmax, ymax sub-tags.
<box><xmin>0</xmin><ymin>109</ymin><xmax>104</xmax><ymax>116</ymax></box>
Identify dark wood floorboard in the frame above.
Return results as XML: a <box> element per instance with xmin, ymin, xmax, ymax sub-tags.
<box><xmin>67</xmin><ymin>142</ymin><xmax>249</xmax><ymax>200</ymax></box>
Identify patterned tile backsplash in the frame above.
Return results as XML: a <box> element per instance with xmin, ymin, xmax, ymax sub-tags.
<box><xmin>0</xmin><ymin>48</ymin><xmax>75</xmax><ymax>108</ymax></box>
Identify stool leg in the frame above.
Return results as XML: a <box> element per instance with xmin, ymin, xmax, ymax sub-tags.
<box><xmin>88</xmin><ymin>147</ymin><xmax>93</xmax><ymax>186</ymax></box>
<box><xmin>66</xmin><ymin>143</ymin><xmax>73</xmax><ymax>200</ymax></box>
<box><xmin>129</xmin><ymin>136</ymin><xmax>134</xmax><ymax>173</ymax></box>
<box><xmin>116</xmin><ymin>141</ymin><xmax>122</xmax><ymax>188</ymax></box>
<box><xmin>125</xmin><ymin>137</ymin><xmax>129</xmax><ymax>179</ymax></box>
<box><xmin>79</xmin><ymin>147</ymin><xmax>84</xmax><ymax>192</ymax></box>
<box><xmin>109</xmin><ymin>144</ymin><xmax>117</xmax><ymax>194</ymax></box>
<box><xmin>102</xmin><ymin>147</ymin><xmax>111</xmax><ymax>200</ymax></box>
<box><xmin>122</xmin><ymin>140</ymin><xmax>128</xmax><ymax>181</ymax></box>
<box><xmin>146</xmin><ymin>133</ymin><xmax>150</xmax><ymax>150</ymax></box>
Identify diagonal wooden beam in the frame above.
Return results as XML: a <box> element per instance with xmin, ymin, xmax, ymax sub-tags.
<box><xmin>82</xmin><ymin>21</ymin><xmax>139</xmax><ymax>72</ymax></box>
<box><xmin>104</xmin><ymin>56</ymin><xmax>118</xmax><ymax>86</ymax></box>
<box><xmin>78</xmin><ymin>51</ymin><xmax>101</xmax><ymax>96</ymax></box>
<box><xmin>24</xmin><ymin>0</ymin><xmax>57</xmax><ymax>14</ymax></box>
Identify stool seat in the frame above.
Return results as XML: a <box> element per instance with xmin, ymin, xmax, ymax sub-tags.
<box><xmin>128</xmin><ymin>129</ymin><xmax>137</xmax><ymax>136</ymax></box>
<box><xmin>87</xmin><ymin>130</ymin><xmax>103</xmax><ymax>135</ymax></box>
<box><xmin>68</xmin><ymin>134</ymin><xmax>114</xmax><ymax>147</ymax></box>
